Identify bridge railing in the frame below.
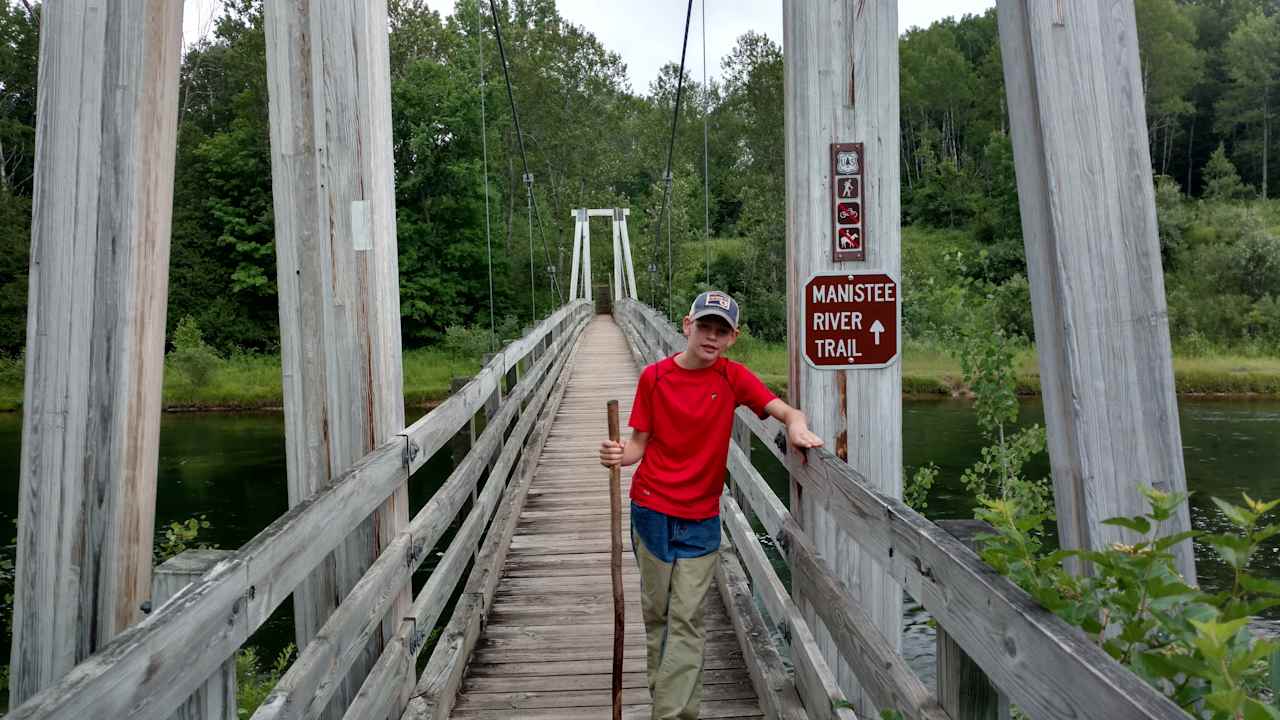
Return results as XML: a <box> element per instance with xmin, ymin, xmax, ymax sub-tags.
<box><xmin>7</xmin><ymin>299</ymin><xmax>594</xmax><ymax>720</ymax></box>
<box><xmin>614</xmin><ymin>298</ymin><xmax>1187</xmax><ymax>720</ymax></box>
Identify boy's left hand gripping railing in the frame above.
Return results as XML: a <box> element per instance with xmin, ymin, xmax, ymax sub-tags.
<box><xmin>5</xmin><ymin>300</ymin><xmax>592</xmax><ymax>720</ymax></box>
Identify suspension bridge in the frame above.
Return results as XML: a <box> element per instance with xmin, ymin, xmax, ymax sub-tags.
<box><xmin>8</xmin><ymin>1</ymin><xmax>1198</xmax><ymax>719</ymax></box>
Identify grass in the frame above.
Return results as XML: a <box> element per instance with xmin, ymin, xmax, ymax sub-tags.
<box><xmin>0</xmin><ymin>336</ymin><xmax>1274</xmax><ymax>413</ymax></box>
<box><xmin>727</xmin><ymin>338</ymin><xmax>1280</xmax><ymax>398</ymax></box>
<box><xmin>0</xmin><ymin>349</ymin><xmax>482</xmax><ymax>412</ymax></box>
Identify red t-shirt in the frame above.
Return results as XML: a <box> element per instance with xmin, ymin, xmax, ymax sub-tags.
<box><xmin>628</xmin><ymin>355</ymin><xmax>778</xmax><ymax>520</ymax></box>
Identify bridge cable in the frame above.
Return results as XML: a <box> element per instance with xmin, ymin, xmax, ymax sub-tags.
<box><xmin>701</xmin><ymin>0</ymin><xmax>711</xmax><ymax>287</ymax></box>
<box><xmin>488</xmin><ymin>0</ymin><xmax>565</xmax><ymax>311</ymax></box>
<box><xmin>476</xmin><ymin>0</ymin><xmax>497</xmax><ymax>351</ymax></box>
<box><xmin>652</xmin><ymin>0</ymin><xmax>696</xmax><ymax>321</ymax></box>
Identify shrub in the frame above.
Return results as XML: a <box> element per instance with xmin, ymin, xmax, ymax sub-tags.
<box><xmin>168</xmin><ymin>316</ymin><xmax>221</xmax><ymax>388</ymax></box>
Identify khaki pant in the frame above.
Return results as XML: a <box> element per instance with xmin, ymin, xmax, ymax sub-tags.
<box><xmin>633</xmin><ymin>530</ymin><xmax>720</xmax><ymax>720</ymax></box>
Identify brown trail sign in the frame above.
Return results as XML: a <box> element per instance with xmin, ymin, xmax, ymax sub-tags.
<box><xmin>802</xmin><ymin>272</ymin><xmax>899</xmax><ymax>369</ymax></box>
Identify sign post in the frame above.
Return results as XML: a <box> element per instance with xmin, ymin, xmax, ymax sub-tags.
<box><xmin>785</xmin><ymin>1</ymin><xmax>901</xmax><ymax>715</ymax></box>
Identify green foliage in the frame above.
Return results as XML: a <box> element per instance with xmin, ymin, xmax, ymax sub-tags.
<box><xmin>905</xmin><ymin>463</ymin><xmax>938</xmax><ymax>511</ymax></box>
<box><xmin>236</xmin><ymin>643</ymin><xmax>297</xmax><ymax>716</ymax></box>
<box><xmin>977</xmin><ymin>488</ymin><xmax>1280</xmax><ymax>718</ymax></box>
<box><xmin>154</xmin><ymin>515</ymin><xmax>213</xmax><ymax>563</ymax></box>
<box><xmin>1204</xmin><ymin>144</ymin><xmax>1254</xmax><ymax>201</ymax></box>
<box><xmin>168</xmin><ymin>316</ymin><xmax>222</xmax><ymax>389</ymax></box>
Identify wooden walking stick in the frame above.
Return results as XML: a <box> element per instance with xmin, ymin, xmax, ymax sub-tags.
<box><xmin>607</xmin><ymin>400</ymin><xmax>624</xmax><ymax>720</ymax></box>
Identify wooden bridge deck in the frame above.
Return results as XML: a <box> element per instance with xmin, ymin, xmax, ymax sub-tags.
<box><xmin>448</xmin><ymin>316</ymin><xmax>763</xmax><ymax>719</ymax></box>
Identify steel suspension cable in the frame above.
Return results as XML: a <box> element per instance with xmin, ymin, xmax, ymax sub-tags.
<box><xmin>652</xmin><ymin>0</ymin><xmax>696</xmax><ymax>320</ymax></box>
<box><xmin>701</xmin><ymin>0</ymin><xmax>711</xmax><ymax>287</ymax></box>
<box><xmin>476</xmin><ymin>0</ymin><xmax>497</xmax><ymax>351</ymax></box>
<box><xmin>487</xmin><ymin>0</ymin><xmax>564</xmax><ymax>310</ymax></box>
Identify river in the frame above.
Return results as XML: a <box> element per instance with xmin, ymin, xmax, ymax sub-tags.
<box><xmin>0</xmin><ymin>398</ymin><xmax>1276</xmax><ymax>684</ymax></box>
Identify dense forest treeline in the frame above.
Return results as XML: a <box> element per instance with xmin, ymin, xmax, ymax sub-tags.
<box><xmin>0</xmin><ymin>0</ymin><xmax>1277</xmax><ymax>356</ymax></box>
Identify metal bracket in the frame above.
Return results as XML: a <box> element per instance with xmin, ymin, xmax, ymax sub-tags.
<box><xmin>407</xmin><ymin>536</ymin><xmax>425</xmax><ymax>567</ymax></box>
<box><xmin>663</xmin><ymin>171</ymin><xmax>673</xmax><ymax>186</ymax></box>
<box><xmin>403</xmin><ymin>438</ymin><xmax>420</xmax><ymax>468</ymax></box>
<box><xmin>776</xmin><ymin>618</ymin><xmax>792</xmax><ymax>646</ymax></box>
<box><xmin>522</xmin><ymin>172</ymin><xmax>534</xmax><ymax>186</ymax></box>
<box><xmin>405</xmin><ymin>616</ymin><xmax>429</xmax><ymax>655</ymax></box>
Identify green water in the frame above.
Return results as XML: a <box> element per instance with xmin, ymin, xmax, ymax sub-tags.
<box><xmin>0</xmin><ymin>398</ymin><xmax>1277</xmax><ymax>674</ymax></box>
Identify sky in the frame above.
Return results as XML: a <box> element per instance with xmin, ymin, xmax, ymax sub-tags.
<box><xmin>182</xmin><ymin>0</ymin><xmax>997</xmax><ymax>92</ymax></box>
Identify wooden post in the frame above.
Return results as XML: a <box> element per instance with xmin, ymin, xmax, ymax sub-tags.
<box><xmin>935</xmin><ymin>521</ymin><xmax>1010</xmax><ymax>720</ymax></box>
<box><xmin>9</xmin><ymin>0</ymin><xmax>183</xmax><ymax>705</ymax></box>
<box><xmin>264</xmin><ymin>0</ymin><xmax>412</xmax><ymax>714</ymax></box>
<box><xmin>569</xmin><ymin>212</ymin><xmax>584</xmax><ymax>300</ymax></box>
<box><xmin>153</xmin><ymin>550</ymin><xmax>238</xmax><ymax>720</ymax></box>
<box><xmin>995</xmin><ymin>0</ymin><xmax>1196</xmax><ymax>582</ymax></box>
<box><xmin>784</xmin><ymin>0</ymin><xmax>902</xmax><ymax>714</ymax></box>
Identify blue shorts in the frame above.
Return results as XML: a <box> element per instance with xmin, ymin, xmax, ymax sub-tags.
<box><xmin>630</xmin><ymin>501</ymin><xmax>720</xmax><ymax>563</ymax></box>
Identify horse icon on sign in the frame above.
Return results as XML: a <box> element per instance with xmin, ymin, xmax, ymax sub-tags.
<box><xmin>838</xmin><ymin>227</ymin><xmax>861</xmax><ymax>251</ymax></box>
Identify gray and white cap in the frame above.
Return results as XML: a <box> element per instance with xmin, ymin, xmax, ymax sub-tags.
<box><xmin>689</xmin><ymin>290</ymin><xmax>739</xmax><ymax>329</ymax></box>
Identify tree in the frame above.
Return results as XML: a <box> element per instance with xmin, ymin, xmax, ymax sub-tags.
<box><xmin>1202</xmin><ymin>142</ymin><xmax>1252</xmax><ymax>200</ymax></box>
<box><xmin>1135</xmin><ymin>0</ymin><xmax>1204</xmax><ymax>175</ymax></box>
<box><xmin>1218</xmin><ymin>10</ymin><xmax>1280</xmax><ymax>199</ymax></box>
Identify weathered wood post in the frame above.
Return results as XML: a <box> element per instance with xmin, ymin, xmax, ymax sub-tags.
<box><xmin>784</xmin><ymin>0</ymin><xmax>902</xmax><ymax>714</ymax></box>
<box><xmin>936</xmin><ymin>521</ymin><xmax>1010</xmax><ymax>720</ymax></box>
<box><xmin>995</xmin><ymin>0</ymin><xmax>1196</xmax><ymax>582</ymax></box>
<box><xmin>153</xmin><ymin>550</ymin><xmax>238</xmax><ymax>720</ymax></box>
<box><xmin>9</xmin><ymin>0</ymin><xmax>184</xmax><ymax>705</ymax></box>
<box><xmin>264</xmin><ymin>0</ymin><xmax>412</xmax><ymax>713</ymax></box>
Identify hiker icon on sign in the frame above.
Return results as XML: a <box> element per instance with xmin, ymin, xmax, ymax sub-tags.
<box><xmin>838</xmin><ymin>177</ymin><xmax>859</xmax><ymax>199</ymax></box>
<box><xmin>836</xmin><ymin>150</ymin><xmax>860</xmax><ymax>175</ymax></box>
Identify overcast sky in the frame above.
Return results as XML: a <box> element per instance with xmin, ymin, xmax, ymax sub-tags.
<box><xmin>182</xmin><ymin>0</ymin><xmax>997</xmax><ymax>92</ymax></box>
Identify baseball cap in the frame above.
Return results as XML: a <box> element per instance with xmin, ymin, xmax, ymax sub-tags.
<box><xmin>689</xmin><ymin>290</ymin><xmax>740</xmax><ymax>329</ymax></box>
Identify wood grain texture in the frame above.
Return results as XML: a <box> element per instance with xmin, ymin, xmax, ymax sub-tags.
<box><xmin>264</xmin><ymin>0</ymin><xmax>411</xmax><ymax>713</ymax></box>
<box><xmin>995</xmin><ymin>0</ymin><xmax>1195</xmax><ymax>582</ymax></box>
<box><xmin>153</xmin><ymin>551</ymin><xmax>238</xmax><ymax>720</ymax></box>
<box><xmin>345</xmin><ymin>313</ymin><xmax>588</xmax><ymax>720</ymax></box>
<box><xmin>783</xmin><ymin>1</ymin><xmax>903</xmax><ymax>715</ymax></box>
<box><xmin>11</xmin><ymin>0</ymin><xmax>184</xmax><ymax>704</ymax></box>
<box><xmin>253</xmin><ymin>314</ymin><xmax>588</xmax><ymax>720</ymax></box>
<box><xmin>787</xmin><ymin>447</ymin><xmax>1188</xmax><ymax>720</ymax></box>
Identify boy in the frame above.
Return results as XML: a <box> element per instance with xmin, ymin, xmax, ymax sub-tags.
<box><xmin>599</xmin><ymin>290</ymin><xmax>823</xmax><ymax>720</ymax></box>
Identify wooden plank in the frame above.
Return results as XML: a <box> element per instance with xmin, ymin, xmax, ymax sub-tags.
<box><xmin>453</xmin><ymin>680</ymin><xmax>757</xmax><ymax>711</ymax></box>
<box><xmin>994</xmin><ymin>0</ymin><xmax>1195</xmax><ymax>582</ymax></box>
<box><xmin>783</xmin><ymin>0</ymin><xmax>904</xmax><ymax>714</ymax></box>
<box><xmin>153</xmin><ymin>551</ymin><xmax>237</xmax><ymax>720</ymax></box>
<box><xmin>787</xmin><ymin>447</ymin><xmax>1189</xmax><ymax>720</ymax></box>
<box><xmin>462</xmin><ymin>668</ymin><xmax>749</xmax><ymax>694</ymax></box>
<box><xmin>11</xmin><ymin>0</ymin><xmax>184</xmax><ymax>704</ymax></box>
<box><xmin>252</xmin><ymin>315</ymin><xmax>588</xmax><ymax>720</ymax></box>
<box><xmin>720</xmin><ymin>499</ymin><xmax>853</xmax><ymax>720</ymax></box>
<box><xmin>451</xmin><ymin>700</ymin><xmax>761</xmax><ymax>720</ymax></box>
<box><xmin>264</xmin><ymin>0</ymin><xmax>412</xmax><ymax>711</ymax></box>
<box><xmin>345</xmin><ymin>315</ymin><xmax>588</xmax><ymax>720</ymax></box>
<box><xmin>6</xmin><ymin>439</ymin><xmax>405</xmax><ymax>720</ymax></box>
<box><xmin>715</xmin><ymin>538</ymin><xmax>809</xmax><ymax>720</ymax></box>
<box><xmin>934</xmin><ymin>520</ymin><xmax>1009</xmax><ymax>720</ymax></box>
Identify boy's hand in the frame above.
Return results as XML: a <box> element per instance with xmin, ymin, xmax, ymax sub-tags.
<box><xmin>787</xmin><ymin>421</ymin><xmax>824</xmax><ymax>450</ymax></box>
<box><xmin>599</xmin><ymin>439</ymin><xmax>626</xmax><ymax>468</ymax></box>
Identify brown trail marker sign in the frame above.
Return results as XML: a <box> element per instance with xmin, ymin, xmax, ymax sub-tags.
<box><xmin>831</xmin><ymin>143</ymin><xmax>866</xmax><ymax>262</ymax></box>
<box><xmin>803</xmin><ymin>271</ymin><xmax>899</xmax><ymax>369</ymax></box>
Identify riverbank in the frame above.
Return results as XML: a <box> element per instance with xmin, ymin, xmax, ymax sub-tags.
<box><xmin>727</xmin><ymin>340</ymin><xmax>1280</xmax><ymax>398</ymax></box>
<box><xmin>0</xmin><ymin>342</ymin><xmax>1274</xmax><ymax>412</ymax></box>
<box><xmin>0</xmin><ymin>349</ymin><xmax>481</xmax><ymax>412</ymax></box>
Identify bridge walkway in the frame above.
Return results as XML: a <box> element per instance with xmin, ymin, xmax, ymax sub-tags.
<box><xmin>447</xmin><ymin>316</ymin><xmax>763</xmax><ymax>719</ymax></box>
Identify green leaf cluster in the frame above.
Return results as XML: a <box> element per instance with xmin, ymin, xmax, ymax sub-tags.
<box><xmin>977</xmin><ymin>489</ymin><xmax>1280</xmax><ymax>718</ymax></box>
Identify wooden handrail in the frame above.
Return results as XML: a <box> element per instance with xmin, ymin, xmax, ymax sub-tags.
<box><xmin>250</xmin><ymin>309</ymin><xmax>591</xmax><ymax>720</ymax></box>
<box><xmin>5</xmin><ymin>301</ymin><xmax>591</xmax><ymax>720</ymax></box>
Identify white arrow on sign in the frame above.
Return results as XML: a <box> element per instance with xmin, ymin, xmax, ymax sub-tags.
<box><xmin>870</xmin><ymin>319</ymin><xmax>885</xmax><ymax>346</ymax></box>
